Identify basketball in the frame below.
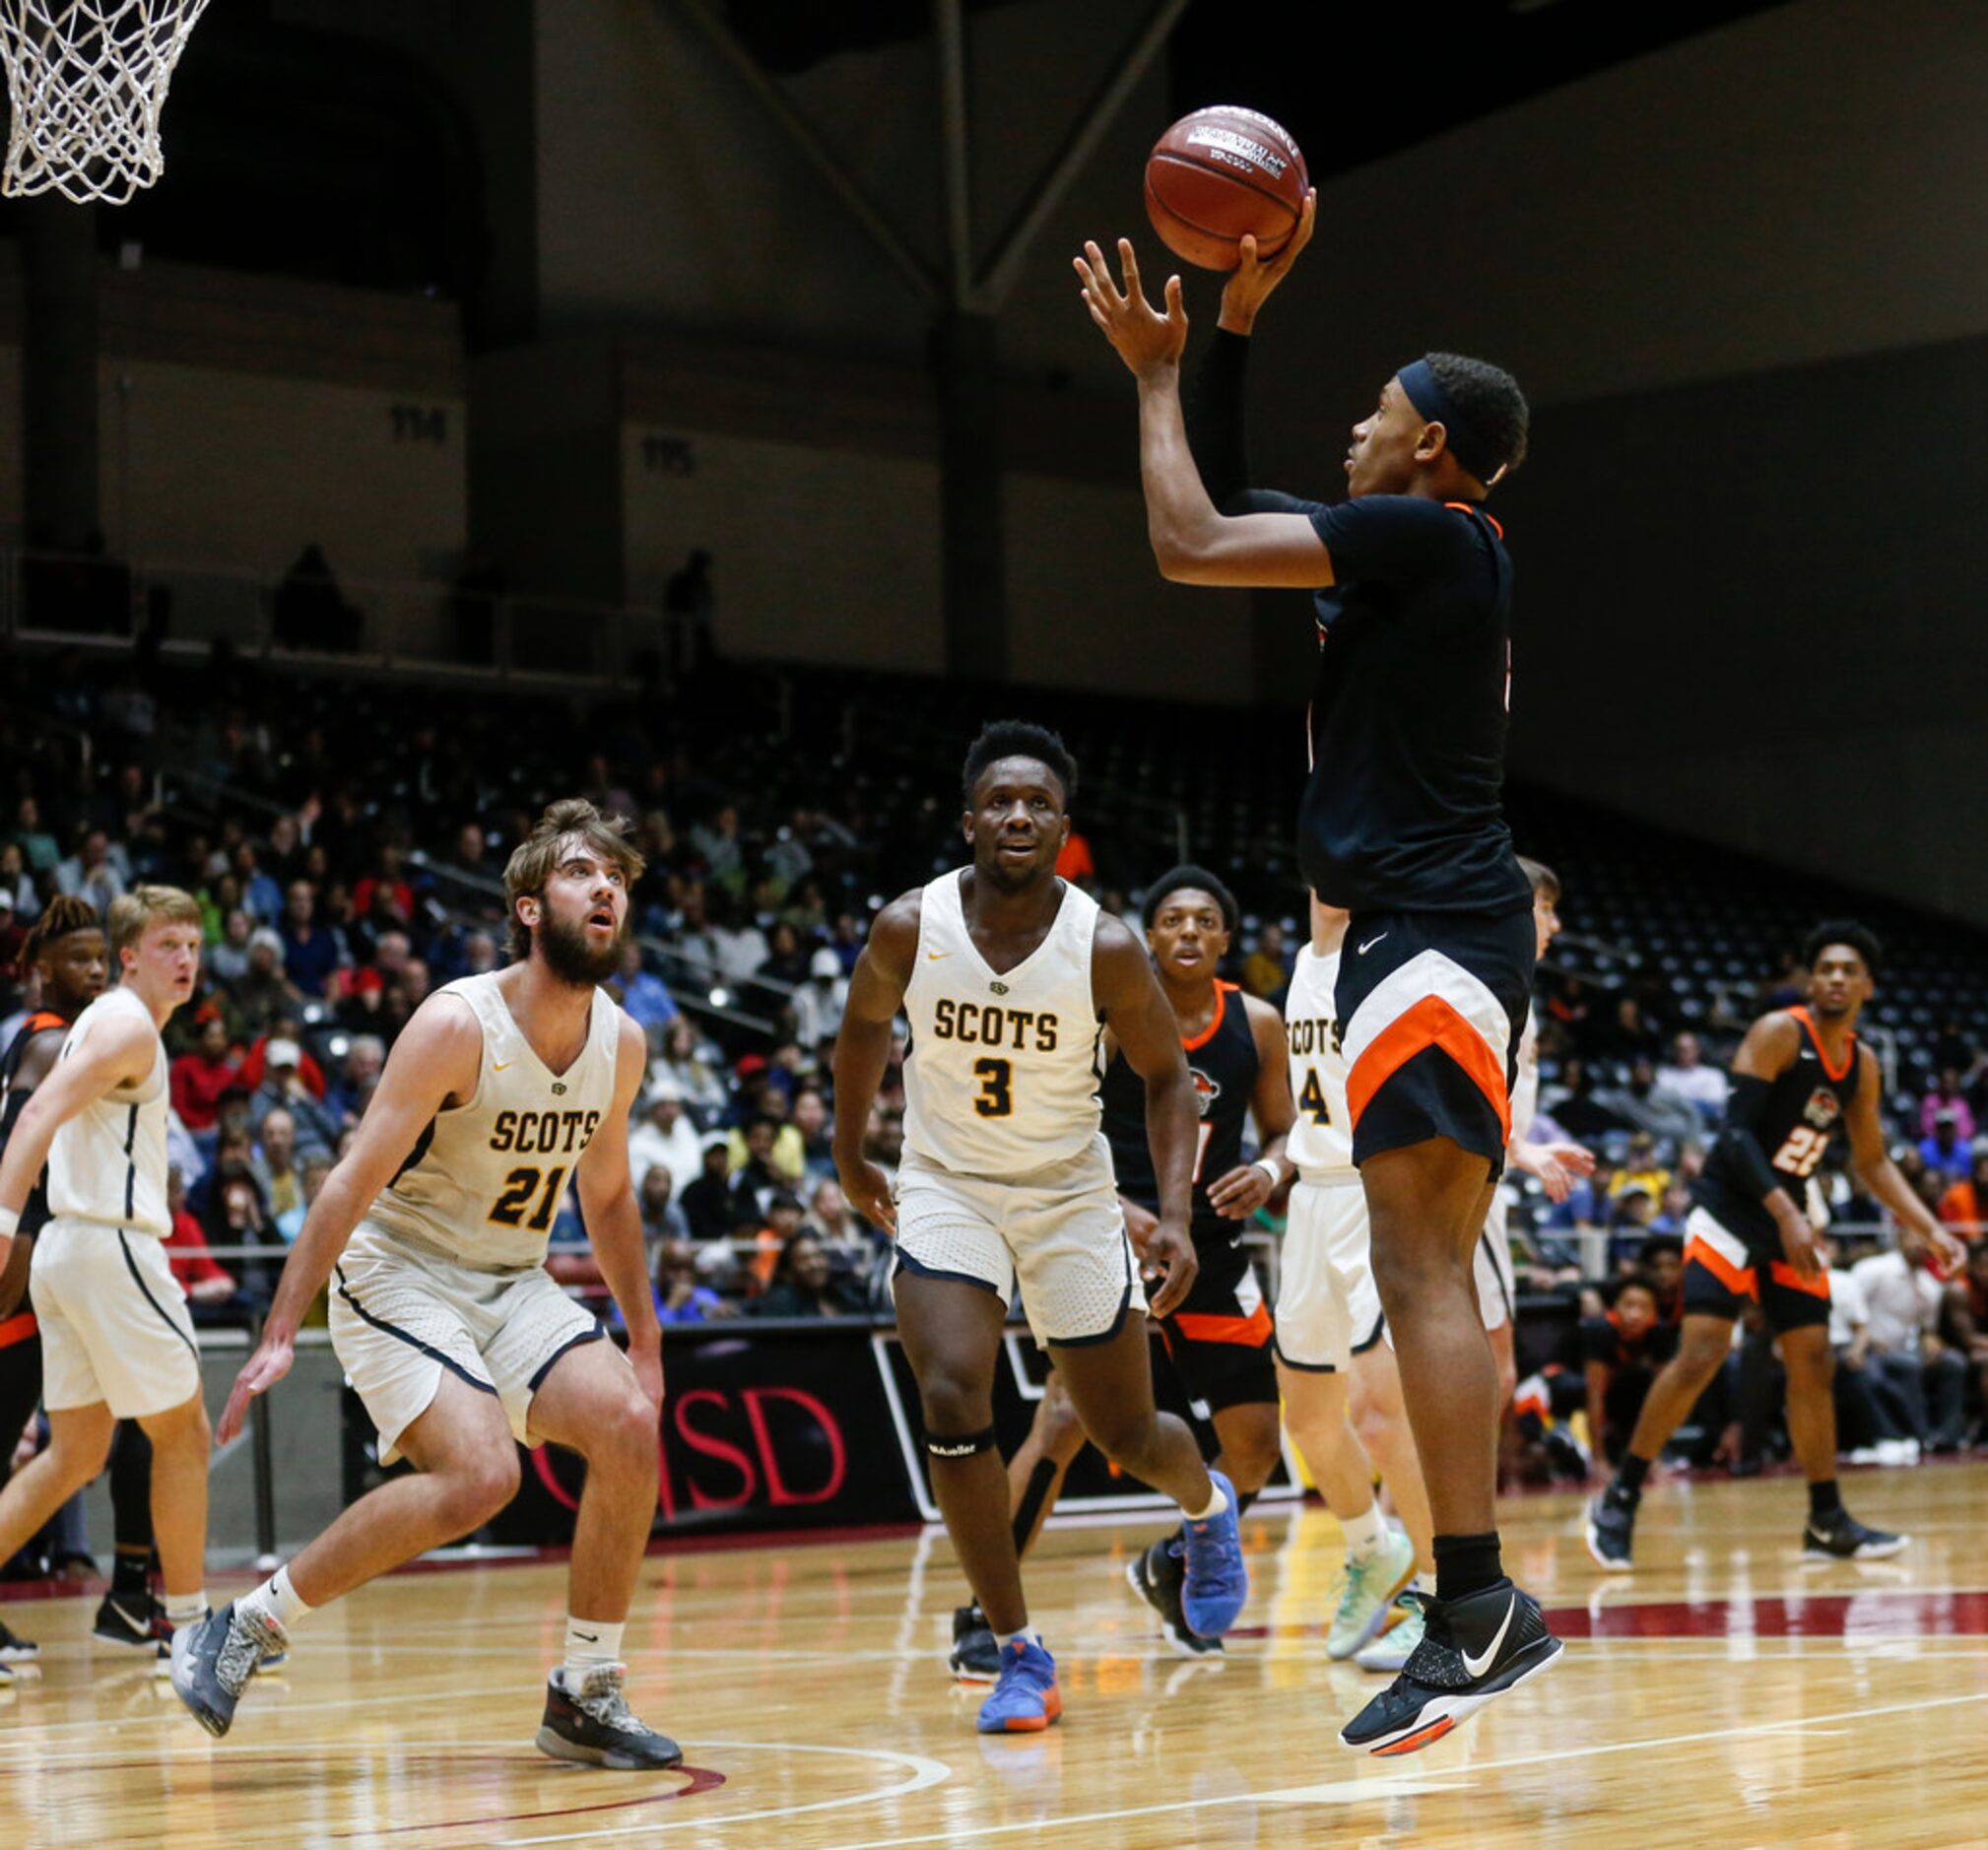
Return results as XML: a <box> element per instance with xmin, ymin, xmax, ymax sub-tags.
<box><xmin>1144</xmin><ymin>105</ymin><xmax>1309</xmax><ymax>272</ymax></box>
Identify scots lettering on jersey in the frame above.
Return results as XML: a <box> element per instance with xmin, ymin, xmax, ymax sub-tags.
<box><xmin>1286</xmin><ymin>1015</ymin><xmax>1341</xmax><ymax>1058</ymax></box>
<box><xmin>490</xmin><ymin>1108</ymin><xmax>602</xmax><ymax>1156</ymax></box>
<box><xmin>930</xmin><ymin>997</ymin><xmax>1060</xmax><ymax>1052</ymax></box>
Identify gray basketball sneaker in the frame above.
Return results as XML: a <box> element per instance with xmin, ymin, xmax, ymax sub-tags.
<box><xmin>169</xmin><ymin>1602</ymin><xmax>287</xmax><ymax>1737</ymax></box>
<box><xmin>536</xmin><ymin>1664</ymin><xmax>684</xmax><ymax>1769</ymax></box>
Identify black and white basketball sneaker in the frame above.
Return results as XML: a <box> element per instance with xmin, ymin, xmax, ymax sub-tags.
<box><xmin>1584</xmin><ymin>1490</ymin><xmax>1636</xmax><ymax>1572</ymax></box>
<box><xmin>536</xmin><ymin>1664</ymin><xmax>683</xmax><ymax>1769</ymax></box>
<box><xmin>1126</xmin><ymin>1535</ymin><xmax>1223</xmax><ymax>1658</ymax></box>
<box><xmin>1339</xmin><ymin>1582</ymin><xmax>1561</xmax><ymax>1756</ymax></box>
<box><xmin>949</xmin><ymin>1603</ymin><xmax>1000</xmax><ymax>1682</ymax></box>
<box><xmin>0</xmin><ymin>1616</ymin><xmax>37</xmax><ymax>1664</ymax></box>
<box><xmin>94</xmin><ymin>1590</ymin><xmax>164</xmax><ymax>1650</ymax></box>
<box><xmin>168</xmin><ymin>1602</ymin><xmax>287</xmax><ymax>1737</ymax></box>
<box><xmin>1802</xmin><ymin>1509</ymin><xmax>1908</xmax><ymax>1562</ymax></box>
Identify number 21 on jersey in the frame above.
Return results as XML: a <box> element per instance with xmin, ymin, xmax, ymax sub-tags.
<box><xmin>490</xmin><ymin>1164</ymin><xmax>567</xmax><ymax>1230</ymax></box>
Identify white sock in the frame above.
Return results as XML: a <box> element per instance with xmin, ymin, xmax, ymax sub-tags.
<box><xmin>1185</xmin><ymin>1483</ymin><xmax>1229</xmax><ymax>1524</ymax></box>
<box><xmin>164</xmin><ymin>1591</ymin><xmax>208</xmax><ymax>1628</ymax></box>
<box><xmin>1341</xmin><ymin>1503</ymin><xmax>1389</xmax><ymax>1562</ymax></box>
<box><xmin>995</xmin><ymin>1626</ymin><xmax>1041</xmax><ymax>1652</ymax></box>
<box><xmin>564</xmin><ymin>1616</ymin><xmax>625</xmax><ymax>1678</ymax></box>
<box><xmin>241</xmin><ymin>1565</ymin><xmax>311</xmax><ymax>1633</ymax></box>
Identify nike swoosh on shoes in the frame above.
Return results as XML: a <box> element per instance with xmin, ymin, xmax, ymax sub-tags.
<box><xmin>1459</xmin><ymin>1595</ymin><xmax>1515</xmax><ymax>1679</ymax></box>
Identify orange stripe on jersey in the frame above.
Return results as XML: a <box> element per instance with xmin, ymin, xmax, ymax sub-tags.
<box><xmin>1345</xmin><ymin>996</ymin><xmax>1511</xmax><ymax>1143</ymax></box>
<box><xmin>1180</xmin><ymin>982</ymin><xmax>1236</xmax><ymax>1054</ymax></box>
<box><xmin>1686</xmin><ymin>1235</ymin><xmax>1758</xmax><ymax>1300</ymax></box>
<box><xmin>0</xmin><ymin>1310</ymin><xmax>36</xmax><ymax>1349</ymax></box>
<box><xmin>1788</xmin><ymin>1006</ymin><xmax>1855</xmax><ymax>1083</ymax></box>
<box><xmin>1445</xmin><ymin>500</ymin><xmax>1503</xmax><ymax>540</ymax></box>
<box><xmin>1171</xmin><ymin>1300</ymin><xmax>1273</xmax><ymax>1349</ymax></box>
<box><xmin>1767</xmin><ymin>1260</ymin><xmax>1831</xmax><ymax>1300</ymax></box>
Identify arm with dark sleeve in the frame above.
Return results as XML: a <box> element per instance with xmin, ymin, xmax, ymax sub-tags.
<box><xmin>1713</xmin><ymin>1017</ymin><xmax>1804</xmax><ymax>1216</ymax></box>
<box><xmin>1185</xmin><ymin>331</ymin><xmax>1320</xmax><ymax>519</ymax></box>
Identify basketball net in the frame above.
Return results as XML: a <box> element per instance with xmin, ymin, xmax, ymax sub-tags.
<box><xmin>0</xmin><ymin>0</ymin><xmax>210</xmax><ymax>204</ymax></box>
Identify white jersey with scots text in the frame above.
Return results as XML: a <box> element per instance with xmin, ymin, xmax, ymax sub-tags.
<box><xmin>1285</xmin><ymin>943</ymin><xmax>1355</xmax><ymax>1182</ymax></box>
<box><xmin>46</xmin><ymin>985</ymin><xmax>170</xmax><ymax>1238</ymax></box>
<box><xmin>902</xmin><ymin>870</ymin><xmax>1105</xmax><ymax>1180</ymax></box>
<box><xmin>364</xmin><ymin>972</ymin><xmax>621</xmax><ymax>1271</ymax></box>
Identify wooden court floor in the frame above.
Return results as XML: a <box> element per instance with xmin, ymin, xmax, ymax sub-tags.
<box><xmin>5</xmin><ymin>1461</ymin><xmax>1987</xmax><ymax>1848</ymax></box>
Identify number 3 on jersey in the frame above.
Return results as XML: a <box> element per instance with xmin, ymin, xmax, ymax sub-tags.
<box><xmin>972</xmin><ymin>1057</ymin><xmax>1013</xmax><ymax>1118</ymax></box>
<box><xmin>490</xmin><ymin>1164</ymin><xmax>567</xmax><ymax>1230</ymax></box>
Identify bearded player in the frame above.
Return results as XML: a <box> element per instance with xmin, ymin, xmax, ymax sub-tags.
<box><xmin>174</xmin><ymin>801</ymin><xmax>680</xmax><ymax>1769</ymax></box>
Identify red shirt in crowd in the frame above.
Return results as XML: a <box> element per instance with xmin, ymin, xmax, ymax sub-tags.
<box><xmin>166</xmin><ymin>1209</ymin><xmax>235</xmax><ymax>1292</ymax></box>
<box><xmin>169</xmin><ymin>1051</ymin><xmax>240</xmax><ymax>1130</ymax></box>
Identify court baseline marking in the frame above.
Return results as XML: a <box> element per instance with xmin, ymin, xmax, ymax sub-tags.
<box><xmin>794</xmin><ymin>1687</ymin><xmax>1988</xmax><ymax>1850</ymax></box>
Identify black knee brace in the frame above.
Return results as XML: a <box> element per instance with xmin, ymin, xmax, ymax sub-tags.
<box><xmin>925</xmin><ymin>1424</ymin><xmax>998</xmax><ymax>1461</ymax></box>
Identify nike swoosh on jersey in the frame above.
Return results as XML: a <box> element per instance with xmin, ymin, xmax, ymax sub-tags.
<box><xmin>925</xmin><ymin>951</ymin><xmax>951</xmax><ymax>961</ymax></box>
<box><xmin>1461</xmin><ymin>1595</ymin><xmax>1516</xmax><ymax>1678</ymax></box>
<box><xmin>493</xmin><ymin>1060</ymin><xmax>511</xmax><ymax>1071</ymax></box>
<box><xmin>1357</xmin><ymin>934</ymin><xmax>1389</xmax><ymax>956</ymax></box>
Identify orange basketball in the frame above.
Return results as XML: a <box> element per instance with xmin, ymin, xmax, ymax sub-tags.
<box><xmin>1144</xmin><ymin>106</ymin><xmax>1309</xmax><ymax>273</ymax></box>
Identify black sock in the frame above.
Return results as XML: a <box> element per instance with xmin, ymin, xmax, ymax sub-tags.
<box><xmin>111</xmin><ymin>1546</ymin><xmax>151</xmax><ymax>1599</ymax></box>
<box><xmin>1234</xmin><ymin>1487</ymin><xmax>1257</xmax><ymax>1519</ymax></box>
<box><xmin>1433</xmin><ymin>1532</ymin><xmax>1504</xmax><ymax>1604</ymax></box>
<box><xmin>1809</xmin><ymin>1479</ymin><xmax>1842</xmax><ymax>1521</ymax></box>
<box><xmin>1611</xmin><ymin>1453</ymin><xmax>1651</xmax><ymax>1504</ymax></box>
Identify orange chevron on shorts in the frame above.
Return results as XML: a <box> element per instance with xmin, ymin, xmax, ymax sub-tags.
<box><xmin>1346</xmin><ymin>995</ymin><xmax>1511</xmax><ymax>1142</ymax></box>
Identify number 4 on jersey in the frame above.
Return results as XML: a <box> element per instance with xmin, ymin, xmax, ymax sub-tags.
<box><xmin>1297</xmin><ymin>1069</ymin><xmax>1333</xmax><ymax>1127</ymax></box>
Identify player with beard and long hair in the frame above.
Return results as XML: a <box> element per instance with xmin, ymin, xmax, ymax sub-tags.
<box><xmin>174</xmin><ymin>802</ymin><xmax>681</xmax><ymax>1768</ymax></box>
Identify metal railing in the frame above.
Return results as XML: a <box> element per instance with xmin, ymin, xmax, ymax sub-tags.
<box><xmin>1</xmin><ymin>545</ymin><xmax>697</xmax><ymax>692</ymax></box>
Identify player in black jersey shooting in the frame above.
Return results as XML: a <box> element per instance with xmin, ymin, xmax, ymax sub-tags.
<box><xmin>1079</xmin><ymin>204</ymin><xmax>1558</xmax><ymax>1753</ymax></box>
<box><xmin>1587</xmin><ymin>924</ymin><xmax>1965</xmax><ymax>1571</ymax></box>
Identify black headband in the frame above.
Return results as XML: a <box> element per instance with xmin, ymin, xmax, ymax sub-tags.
<box><xmin>1397</xmin><ymin>358</ymin><xmax>1505</xmax><ymax>487</ymax></box>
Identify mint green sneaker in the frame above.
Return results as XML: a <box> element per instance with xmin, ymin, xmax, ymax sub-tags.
<box><xmin>1326</xmin><ymin>1526</ymin><xmax>1417</xmax><ymax>1659</ymax></box>
<box><xmin>1353</xmin><ymin>1590</ymin><xmax>1425</xmax><ymax>1672</ymax></box>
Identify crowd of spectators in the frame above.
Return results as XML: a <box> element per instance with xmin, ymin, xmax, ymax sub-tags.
<box><xmin>6</xmin><ymin>645</ymin><xmax>1988</xmax><ymax>1482</ymax></box>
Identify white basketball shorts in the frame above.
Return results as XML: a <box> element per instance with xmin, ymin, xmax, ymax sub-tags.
<box><xmin>330</xmin><ymin>1222</ymin><xmax>603</xmax><ymax>1466</ymax></box>
<box><xmin>1275</xmin><ymin>1175</ymin><xmax>1386</xmax><ymax>1372</ymax></box>
<box><xmin>1476</xmin><ymin>1188</ymin><xmax>1518</xmax><ymax>1334</ymax></box>
<box><xmin>891</xmin><ymin>1139</ymin><xmax>1148</xmax><ymax>1346</ymax></box>
<box><xmin>32</xmin><ymin>1220</ymin><xmax>203</xmax><ymax>1420</ymax></box>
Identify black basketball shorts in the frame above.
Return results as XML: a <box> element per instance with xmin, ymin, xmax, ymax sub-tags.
<box><xmin>1334</xmin><ymin>905</ymin><xmax>1535</xmax><ymax>1171</ymax></box>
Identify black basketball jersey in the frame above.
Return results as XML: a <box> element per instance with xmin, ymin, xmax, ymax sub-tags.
<box><xmin>1694</xmin><ymin>1007</ymin><xmax>1862</xmax><ymax>1250</ymax></box>
<box><xmin>0</xmin><ymin>1010</ymin><xmax>68</xmax><ymax>1238</ymax></box>
<box><xmin>1101</xmin><ymin>980</ymin><xmax>1258</xmax><ymax>1243</ymax></box>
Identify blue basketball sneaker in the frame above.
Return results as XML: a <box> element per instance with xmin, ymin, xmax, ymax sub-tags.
<box><xmin>1179</xmin><ymin>1470</ymin><xmax>1247</xmax><ymax>1640</ymax></box>
<box><xmin>975</xmin><ymin>1636</ymin><xmax>1061</xmax><ymax>1734</ymax></box>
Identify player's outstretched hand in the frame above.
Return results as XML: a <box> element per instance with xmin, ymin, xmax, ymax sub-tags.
<box><xmin>1142</xmin><ymin>1216</ymin><xmax>1199</xmax><ymax>1319</ymax></box>
<box><xmin>217</xmin><ymin>1328</ymin><xmax>296</xmax><ymax>1445</ymax></box>
<box><xmin>1075</xmin><ymin>238</ymin><xmax>1187</xmax><ymax>379</ymax></box>
<box><xmin>1217</xmin><ymin>189</ymin><xmax>1316</xmax><ymax>336</ymax></box>
<box><xmin>1527</xmin><ymin>1140</ymin><xmax>1597</xmax><ymax>1205</ymax></box>
<box><xmin>837</xmin><ymin>1156</ymin><xmax>898</xmax><ymax>1234</ymax></box>
<box><xmin>1206</xmin><ymin>1161</ymin><xmax>1274</xmax><ymax>1221</ymax></box>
